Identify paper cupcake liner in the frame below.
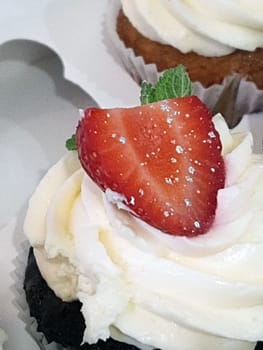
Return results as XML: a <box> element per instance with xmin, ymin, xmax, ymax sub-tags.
<box><xmin>14</xmin><ymin>242</ymin><xmax>93</xmax><ymax>350</ymax></box>
<box><xmin>105</xmin><ymin>0</ymin><xmax>263</xmax><ymax>128</ymax></box>
<box><xmin>14</xmin><ymin>246</ymin><xmax>147</xmax><ymax>350</ymax></box>
<box><xmin>0</xmin><ymin>328</ymin><xmax>8</xmax><ymax>349</ymax></box>
<box><xmin>193</xmin><ymin>74</ymin><xmax>263</xmax><ymax>129</ymax></box>
<box><xmin>13</xmin><ymin>241</ymin><xmax>65</xmax><ymax>350</ymax></box>
<box><xmin>104</xmin><ymin>0</ymin><xmax>158</xmax><ymax>85</ymax></box>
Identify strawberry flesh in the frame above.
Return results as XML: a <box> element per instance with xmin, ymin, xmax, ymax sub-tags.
<box><xmin>76</xmin><ymin>96</ymin><xmax>225</xmax><ymax>237</ymax></box>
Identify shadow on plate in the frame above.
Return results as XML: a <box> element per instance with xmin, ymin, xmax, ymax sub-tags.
<box><xmin>0</xmin><ymin>38</ymin><xmax>97</xmax><ymax>241</ymax></box>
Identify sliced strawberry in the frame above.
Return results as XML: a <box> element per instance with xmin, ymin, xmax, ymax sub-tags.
<box><xmin>76</xmin><ymin>96</ymin><xmax>225</xmax><ymax>237</ymax></box>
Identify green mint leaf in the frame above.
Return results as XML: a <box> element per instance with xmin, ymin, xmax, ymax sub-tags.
<box><xmin>66</xmin><ymin>66</ymin><xmax>192</xmax><ymax>150</ymax></box>
<box><xmin>140</xmin><ymin>65</ymin><xmax>193</xmax><ymax>105</ymax></box>
<box><xmin>65</xmin><ymin>134</ymin><xmax>76</xmax><ymax>151</ymax></box>
<box><xmin>140</xmin><ymin>81</ymin><xmax>154</xmax><ymax>105</ymax></box>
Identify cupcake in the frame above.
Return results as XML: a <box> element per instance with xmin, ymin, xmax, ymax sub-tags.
<box><xmin>114</xmin><ymin>0</ymin><xmax>263</xmax><ymax>88</ymax></box>
<box><xmin>23</xmin><ymin>67</ymin><xmax>263</xmax><ymax>350</ymax></box>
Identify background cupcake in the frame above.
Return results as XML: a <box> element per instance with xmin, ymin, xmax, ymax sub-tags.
<box><xmin>112</xmin><ymin>0</ymin><xmax>263</xmax><ymax>88</ymax></box>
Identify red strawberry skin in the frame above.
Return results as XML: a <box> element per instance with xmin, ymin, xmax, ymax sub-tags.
<box><xmin>76</xmin><ymin>96</ymin><xmax>225</xmax><ymax>237</ymax></box>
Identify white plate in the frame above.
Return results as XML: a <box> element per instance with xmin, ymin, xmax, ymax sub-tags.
<box><xmin>0</xmin><ymin>41</ymin><xmax>98</xmax><ymax>350</ymax></box>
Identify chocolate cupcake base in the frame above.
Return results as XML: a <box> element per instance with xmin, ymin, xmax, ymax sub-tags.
<box><xmin>23</xmin><ymin>248</ymin><xmax>141</xmax><ymax>350</ymax></box>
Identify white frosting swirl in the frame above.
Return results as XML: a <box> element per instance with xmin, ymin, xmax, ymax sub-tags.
<box><xmin>120</xmin><ymin>0</ymin><xmax>263</xmax><ymax>56</ymax></box>
<box><xmin>24</xmin><ymin>115</ymin><xmax>263</xmax><ymax>350</ymax></box>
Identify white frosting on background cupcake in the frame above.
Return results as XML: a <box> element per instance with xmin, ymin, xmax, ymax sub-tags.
<box><xmin>120</xmin><ymin>0</ymin><xmax>263</xmax><ymax>56</ymax></box>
